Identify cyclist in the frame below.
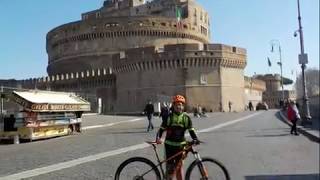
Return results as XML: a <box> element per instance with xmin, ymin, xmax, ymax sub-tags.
<box><xmin>156</xmin><ymin>95</ymin><xmax>200</xmax><ymax>180</ymax></box>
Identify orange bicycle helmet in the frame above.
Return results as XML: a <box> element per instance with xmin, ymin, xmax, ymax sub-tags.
<box><xmin>172</xmin><ymin>95</ymin><xmax>186</xmax><ymax>104</ymax></box>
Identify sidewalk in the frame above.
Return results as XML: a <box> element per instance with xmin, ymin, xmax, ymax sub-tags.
<box><xmin>279</xmin><ymin>110</ymin><xmax>319</xmax><ymax>143</ymax></box>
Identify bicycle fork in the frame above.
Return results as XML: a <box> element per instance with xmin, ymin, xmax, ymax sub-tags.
<box><xmin>193</xmin><ymin>152</ymin><xmax>209</xmax><ymax>179</ymax></box>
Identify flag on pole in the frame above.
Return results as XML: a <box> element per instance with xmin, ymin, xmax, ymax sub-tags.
<box><xmin>176</xmin><ymin>6</ymin><xmax>182</xmax><ymax>29</ymax></box>
<box><xmin>277</xmin><ymin>62</ymin><xmax>282</xmax><ymax>66</ymax></box>
<box><xmin>267</xmin><ymin>57</ymin><xmax>272</xmax><ymax>67</ymax></box>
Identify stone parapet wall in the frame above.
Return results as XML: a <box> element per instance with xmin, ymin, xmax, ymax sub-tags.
<box><xmin>46</xmin><ymin>16</ymin><xmax>209</xmax><ymax>75</ymax></box>
<box><xmin>244</xmin><ymin>76</ymin><xmax>266</xmax><ymax>91</ymax></box>
<box><xmin>113</xmin><ymin>43</ymin><xmax>247</xmax><ymax>113</ymax></box>
<box><xmin>112</xmin><ymin>44</ymin><xmax>246</xmax><ymax>74</ymax></box>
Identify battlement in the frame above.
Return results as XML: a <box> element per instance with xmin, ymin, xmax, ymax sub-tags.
<box><xmin>255</xmin><ymin>74</ymin><xmax>281</xmax><ymax>81</ymax></box>
<box><xmin>244</xmin><ymin>76</ymin><xmax>266</xmax><ymax>91</ymax></box>
<box><xmin>82</xmin><ymin>0</ymin><xmax>195</xmax><ymax>20</ymax></box>
<box><xmin>17</xmin><ymin>67</ymin><xmax>115</xmax><ymax>89</ymax></box>
<box><xmin>112</xmin><ymin>43</ymin><xmax>247</xmax><ymax>73</ymax></box>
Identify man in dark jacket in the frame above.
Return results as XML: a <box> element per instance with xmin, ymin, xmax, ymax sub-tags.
<box><xmin>144</xmin><ymin>101</ymin><xmax>154</xmax><ymax>132</ymax></box>
<box><xmin>159</xmin><ymin>102</ymin><xmax>170</xmax><ymax>123</ymax></box>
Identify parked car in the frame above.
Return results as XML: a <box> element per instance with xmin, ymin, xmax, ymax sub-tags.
<box><xmin>256</xmin><ymin>102</ymin><xmax>268</xmax><ymax>111</ymax></box>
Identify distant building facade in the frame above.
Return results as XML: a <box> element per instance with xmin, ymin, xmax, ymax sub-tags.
<box><xmin>255</xmin><ymin>74</ymin><xmax>296</xmax><ymax>108</ymax></box>
<box><xmin>1</xmin><ymin>0</ymin><xmax>267</xmax><ymax>113</ymax></box>
<box><xmin>244</xmin><ymin>76</ymin><xmax>266</xmax><ymax>110</ymax></box>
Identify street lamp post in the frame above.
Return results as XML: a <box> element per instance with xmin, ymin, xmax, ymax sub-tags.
<box><xmin>270</xmin><ymin>40</ymin><xmax>285</xmax><ymax>101</ymax></box>
<box><xmin>0</xmin><ymin>86</ymin><xmax>3</xmax><ymax>117</ymax></box>
<box><xmin>294</xmin><ymin>0</ymin><xmax>312</xmax><ymax>122</ymax></box>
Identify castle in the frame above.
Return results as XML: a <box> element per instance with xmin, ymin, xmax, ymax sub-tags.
<box><xmin>1</xmin><ymin>0</ymin><xmax>267</xmax><ymax>113</ymax></box>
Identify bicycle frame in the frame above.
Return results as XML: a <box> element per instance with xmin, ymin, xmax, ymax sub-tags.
<box><xmin>142</xmin><ymin>141</ymin><xmax>206</xmax><ymax>179</ymax></box>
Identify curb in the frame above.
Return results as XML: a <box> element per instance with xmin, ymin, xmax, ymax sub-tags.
<box><xmin>82</xmin><ymin>113</ymin><xmax>98</xmax><ymax>116</ymax></box>
<box><xmin>278</xmin><ymin>111</ymin><xmax>319</xmax><ymax>143</ymax></box>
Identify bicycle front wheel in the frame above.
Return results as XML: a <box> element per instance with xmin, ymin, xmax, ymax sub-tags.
<box><xmin>185</xmin><ymin>157</ymin><xmax>230</xmax><ymax>180</ymax></box>
<box><xmin>114</xmin><ymin>157</ymin><xmax>161</xmax><ymax>180</ymax></box>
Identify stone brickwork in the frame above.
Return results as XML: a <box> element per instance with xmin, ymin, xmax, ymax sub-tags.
<box><xmin>256</xmin><ymin>74</ymin><xmax>296</xmax><ymax>108</ymax></box>
<box><xmin>46</xmin><ymin>0</ymin><xmax>210</xmax><ymax>75</ymax></box>
<box><xmin>1</xmin><ymin>0</ymin><xmax>262</xmax><ymax>114</ymax></box>
<box><xmin>244</xmin><ymin>76</ymin><xmax>266</xmax><ymax>109</ymax></box>
<box><xmin>112</xmin><ymin>43</ymin><xmax>247</xmax><ymax>113</ymax></box>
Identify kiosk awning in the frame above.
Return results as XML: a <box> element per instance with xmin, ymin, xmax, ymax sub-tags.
<box><xmin>12</xmin><ymin>90</ymin><xmax>91</xmax><ymax>112</ymax></box>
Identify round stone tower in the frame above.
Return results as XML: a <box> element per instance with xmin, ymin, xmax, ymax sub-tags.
<box><xmin>46</xmin><ymin>0</ymin><xmax>210</xmax><ymax>75</ymax></box>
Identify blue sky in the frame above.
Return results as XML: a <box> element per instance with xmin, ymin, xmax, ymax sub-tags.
<box><xmin>0</xmin><ymin>0</ymin><xmax>319</xmax><ymax>83</ymax></box>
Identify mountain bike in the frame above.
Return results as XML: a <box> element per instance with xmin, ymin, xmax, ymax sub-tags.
<box><xmin>114</xmin><ymin>140</ymin><xmax>230</xmax><ymax>180</ymax></box>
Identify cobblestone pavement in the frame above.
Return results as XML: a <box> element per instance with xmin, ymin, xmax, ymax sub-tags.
<box><xmin>0</xmin><ymin>110</ymin><xmax>318</xmax><ymax>180</ymax></box>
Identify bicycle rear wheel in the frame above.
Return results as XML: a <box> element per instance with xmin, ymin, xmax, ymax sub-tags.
<box><xmin>185</xmin><ymin>157</ymin><xmax>230</xmax><ymax>180</ymax></box>
<box><xmin>114</xmin><ymin>157</ymin><xmax>161</xmax><ymax>180</ymax></box>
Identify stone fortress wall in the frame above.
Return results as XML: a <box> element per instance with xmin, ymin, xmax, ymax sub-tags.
<box><xmin>17</xmin><ymin>42</ymin><xmax>248</xmax><ymax>113</ymax></box>
<box><xmin>244</xmin><ymin>76</ymin><xmax>267</xmax><ymax>109</ymax></box>
<box><xmin>256</xmin><ymin>74</ymin><xmax>296</xmax><ymax>108</ymax></box>
<box><xmin>1</xmin><ymin>0</ymin><xmax>268</xmax><ymax>114</ymax></box>
<box><xmin>46</xmin><ymin>0</ymin><xmax>210</xmax><ymax>75</ymax></box>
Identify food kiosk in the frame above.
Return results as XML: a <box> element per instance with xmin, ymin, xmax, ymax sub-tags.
<box><xmin>0</xmin><ymin>90</ymin><xmax>90</xmax><ymax>143</ymax></box>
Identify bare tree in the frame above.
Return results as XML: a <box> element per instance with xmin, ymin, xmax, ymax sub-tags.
<box><xmin>295</xmin><ymin>68</ymin><xmax>320</xmax><ymax>98</ymax></box>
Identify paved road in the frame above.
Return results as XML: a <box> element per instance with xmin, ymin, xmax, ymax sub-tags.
<box><xmin>0</xmin><ymin>110</ymin><xmax>318</xmax><ymax>180</ymax></box>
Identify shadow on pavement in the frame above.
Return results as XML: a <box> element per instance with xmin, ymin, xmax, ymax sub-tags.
<box><xmin>246</xmin><ymin>133</ymin><xmax>291</xmax><ymax>138</ymax></box>
<box><xmin>104</xmin><ymin>127</ymin><xmax>158</xmax><ymax>134</ymax></box>
<box><xmin>245</xmin><ymin>173</ymin><xmax>319</xmax><ymax>180</ymax></box>
<box><xmin>276</xmin><ymin>111</ymin><xmax>320</xmax><ymax>143</ymax></box>
<box><xmin>108</xmin><ymin>131</ymin><xmax>150</xmax><ymax>134</ymax></box>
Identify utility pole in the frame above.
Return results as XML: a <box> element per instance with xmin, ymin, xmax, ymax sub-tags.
<box><xmin>295</xmin><ymin>0</ymin><xmax>312</xmax><ymax>122</ymax></box>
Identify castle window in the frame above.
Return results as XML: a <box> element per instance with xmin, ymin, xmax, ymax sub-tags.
<box><xmin>200</xmin><ymin>74</ymin><xmax>207</xmax><ymax>85</ymax></box>
<box><xmin>82</xmin><ymin>14</ymin><xmax>89</xmax><ymax>20</ymax></box>
<box><xmin>161</xmin><ymin>22</ymin><xmax>166</xmax><ymax>26</ymax></box>
<box><xmin>96</xmin><ymin>12</ymin><xmax>101</xmax><ymax>18</ymax></box>
<box><xmin>232</xmin><ymin>47</ymin><xmax>237</xmax><ymax>53</ymax></box>
<box><xmin>106</xmin><ymin>24</ymin><xmax>110</xmax><ymax>28</ymax></box>
<box><xmin>152</xmin><ymin>22</ymin><xmax>156</xmax><ymax>26</ymax></box>
<box><xmin>136</xmin><ymin>8</ymin><xmax>139</xmax><ymax>14</ymax></box>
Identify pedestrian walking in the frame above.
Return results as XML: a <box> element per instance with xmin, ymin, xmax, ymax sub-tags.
<box><xmin>287</xmin><ymin>101</ymin><xmax>300</xmax><ymax>135</ymax></box>
<box><xmin>159</xmin><ymin>102</ymin><xmax>170</xmax><ymax>123</ymax></box>
<box><xmin>144</xmin><ymin>101</ymin><xmax>154</xmax><ymax>132</ymax></box>
<box><xmin>228</xmin><ymin>101</ymin><xmax>232</xmax><ymax>112</ymax></box>
<box><xmin>248</xmin><ymin>101</ymin><xmax>253</xmax><ymax>111</ymax></box>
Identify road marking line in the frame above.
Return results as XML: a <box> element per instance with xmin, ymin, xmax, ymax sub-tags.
<box><xmin>0</xmin><ymin>112</ymin><xmax>262</xmax><ymax>180</ymax></box>
<box><xmin>82</xmin><ymin>118</ymin><xmax>144</xmax><ymax>130</ymax></box>
<box><xmin>0</xmin><ymin>143</ymin><xmax>149</xmax><ymax>180</ymax></box>
<box><xmin>199</xmin><ymin>112</ymin><xmax>263</xmax><ymax>133</ymax></box>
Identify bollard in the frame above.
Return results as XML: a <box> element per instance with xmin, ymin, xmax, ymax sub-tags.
<box><xmin>13</xmin><ymin>135</ymin><xmax>20</xmax><ymax>144</ymax></box>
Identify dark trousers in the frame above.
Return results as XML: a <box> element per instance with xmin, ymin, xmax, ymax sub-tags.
<box><xmin>291</xmin><ymin>118</ymin><xmax>298</xmax><ymax>134</ymax></box>
<box><xmin>147</xmin><ymin>114</ymin><xmax>154</xmax><ymax>131</ymax></box>
<box><xmin>165</xmin><ymin>144</ymin><xmax>184</xmax><ymax>175</ymax></box>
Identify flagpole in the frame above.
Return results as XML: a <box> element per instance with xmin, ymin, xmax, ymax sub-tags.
<box><xmin>270</xmin><ymin>39</ymin><xmax>284</xmax><ymax>100</ymax></box>
<box><xmin>175</xmin><ymin>4</ymin><xmax>181</xmax><ymax>45</ymax></box>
